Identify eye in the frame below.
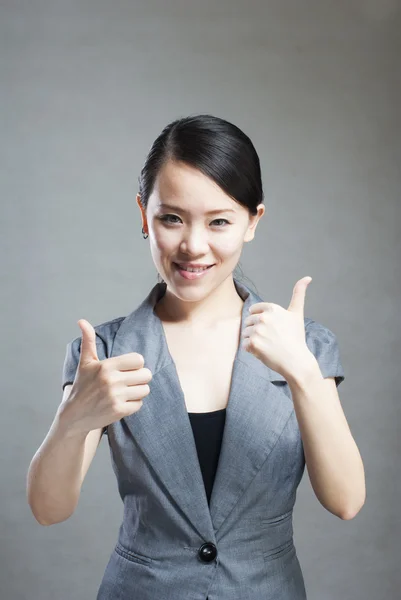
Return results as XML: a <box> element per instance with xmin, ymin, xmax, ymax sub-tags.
<box><xmin>159</xmin><ymin>214</ymin><xmax>180</xmax><ymax>224</ymax></box>
<box><xmin>212</xmin><ymin>218</ymin><xmax>230</xmax><ymax>227</ymax></box>
<box><xmin>159</xmin><ymin>214</ymin><xmax>230</xmax><ymax>227</ymax></box>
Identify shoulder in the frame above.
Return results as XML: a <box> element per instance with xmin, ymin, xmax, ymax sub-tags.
<box><xmin>304</xmin><ymin>317</ymin><xmax>339</xmax><ymax>345</ymax></box>
<box><xmin>67</xmin><ymin>315</ymin><xmax>126</xmax><ymax>356</ymax></box>
<box><xmin>92</xmin><ymin>315</ymin><xmax>126</xmax><ymax>342</ymax></box>
<box><xmin>303</xmin><ymin>317</ymin><xmax>345</xmax><ymax>385</ymax></box>
<box><xmin>62</xmin><ymin>315</ymin><xmax>128</xmax><ymax>390</ymax></box>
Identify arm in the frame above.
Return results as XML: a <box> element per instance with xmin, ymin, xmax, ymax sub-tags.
<box><xmin>26</xmin><ymin>385</ymin><xmax>103</xmax><ymax>526</ymax></box>
<box><xmin>286</xmin><ymin>356</ymin><xmax>366</xmax><ymax>520</ymax></box>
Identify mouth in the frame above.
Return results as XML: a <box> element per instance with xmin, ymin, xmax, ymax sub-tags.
<box><xmin>173</xmin><ymin>262</ymin><xmax>215</xmax><ymax>279</ymax></box>
<box><xmin>174</xmin><ymin>263</ymin><xmax>215</xmax><ymax>272</ymax></box>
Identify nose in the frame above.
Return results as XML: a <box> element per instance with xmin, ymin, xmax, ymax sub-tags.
<box><xmin>179</xmin><ymin>227</ymin><xmax>210</xmax><ymax>255</ymax></box>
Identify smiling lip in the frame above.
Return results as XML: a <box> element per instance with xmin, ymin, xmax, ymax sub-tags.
<box><xmin>174</xmin><ymin>262</ymin><xmax>215</xmax><ymax>280</ymax></box>
<box><xmin>175</xmin><ymin>262</ymin><xmax>214</xmax><ymax>268</ymax></box>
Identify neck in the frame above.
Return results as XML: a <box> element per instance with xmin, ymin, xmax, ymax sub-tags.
<box><xmin>155</xmin><ymin>277</ymin><xmax>244</xmax><ymax>329</ymax></box>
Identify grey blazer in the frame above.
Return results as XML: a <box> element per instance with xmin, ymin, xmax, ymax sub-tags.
<box><xmin>62</xmin><ymin>278</ymin><xmax>345</xmax><ymax>600</ymax></box>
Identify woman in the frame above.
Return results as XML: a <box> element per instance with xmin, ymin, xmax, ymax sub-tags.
<box><xmin>27</xmin><ymin>114</ymin><xmax>365</xmax><ymax>599</ymax></box>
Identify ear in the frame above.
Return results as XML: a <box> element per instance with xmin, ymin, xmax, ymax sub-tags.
<box><xmin>136</xmin><ymin>193</ymin><xmax>143</xmax><ymax>211</ymax></box>
<box><xmin>136</xmin><ymin>194</ymin><xmax>148</xmax><ymax>232</ymax></box>
<box><xmin>244</xmin><ymin>203</ymin><xmax>266</xmax><ymax>242</ymax></box>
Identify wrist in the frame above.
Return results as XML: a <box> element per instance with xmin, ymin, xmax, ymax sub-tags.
<box><xmin>284</xmin><ymin>351</ymin><xmax>322</xmax><ymax>389</ymax></box>
<box><xmin>55</xmin><ymin>405</ymin><xmax>91</xmax><ymax>439</ymax></box>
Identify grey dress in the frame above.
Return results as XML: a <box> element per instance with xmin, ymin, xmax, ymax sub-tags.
<box><xmin>62</xmin><ymin>278</ymin><xmax>345</xmax><ymax>600</ymax></box>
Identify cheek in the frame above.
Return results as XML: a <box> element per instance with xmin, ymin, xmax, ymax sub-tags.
<box><xmin>149</xmin><ymin>226</ymin><xmax>244</xmax><ymax>259</ymax></box>
<box><xmin>151</xmin><ymin>229</ymin><xmax>176</xmax><ymax>254</ymax></box>
<box><xmin>217</xmin><ymin>235</ymin><xmax>245</xmax><ymax>258</ymax></box>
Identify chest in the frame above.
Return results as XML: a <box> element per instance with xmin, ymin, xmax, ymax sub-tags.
<box><xmin>161</xmin><ymin>319</ymin><xmax>242</xmax><ymax>413</ymax></box>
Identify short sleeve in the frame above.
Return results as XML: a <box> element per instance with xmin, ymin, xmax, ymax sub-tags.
<box><xmin>61</xmin><ymin>335</ymin><xmax>109</xmax><ymax>436</ymax></box>
<box><xmin>62</xmin><ymin>338</ymin><xmax>81</xmax><ymax>391</ymax></box>
<box><xmin>305</xmin><ymin>319</ymin><xmax>345</xmax><ymax>387</ymax></box>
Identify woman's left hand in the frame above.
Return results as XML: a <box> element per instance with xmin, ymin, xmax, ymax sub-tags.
<box><xmin>241</xmin><ymin>276</ymin><xmax>314</xmax><ymax>379</ymax></box>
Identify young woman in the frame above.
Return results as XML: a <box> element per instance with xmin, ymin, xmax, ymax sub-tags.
<box><xmin>27</xmin><ymin>114</ymin><xmax>365</xmax><ymax>599</ymax></box>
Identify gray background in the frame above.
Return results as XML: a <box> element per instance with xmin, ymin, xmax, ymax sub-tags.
<box><xmin>1</xmin><ymin>0</ymin><xmax>400</xmax><ymax>598</ymax></box>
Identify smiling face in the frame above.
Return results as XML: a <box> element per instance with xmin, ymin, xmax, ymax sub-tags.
<box><xmin>137</xmin><ymin>160</ymin><xmax>265</xmax><ymax>301</ymax></box>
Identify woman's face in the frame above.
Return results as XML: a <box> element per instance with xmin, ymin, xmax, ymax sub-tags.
<box><xmin>137</xmin><ymin>160</ymin><xmax>264</xmax><ymax>298</ymax></box>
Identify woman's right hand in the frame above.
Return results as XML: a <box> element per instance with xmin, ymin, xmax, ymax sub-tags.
<box><xmin>60</xmin><ymin>319</ymin><xmax>152</xmax><ymax>435</ymax></box>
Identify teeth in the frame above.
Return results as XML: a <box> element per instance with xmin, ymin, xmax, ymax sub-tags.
<box><xmin>179</xmin><ymin>265</ymin><xmax>209</xmax><ymax>272</ymax></box>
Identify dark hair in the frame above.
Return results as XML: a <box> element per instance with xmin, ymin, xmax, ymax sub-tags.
<box><xmin>138</xmin><ymin>114</ymin><xmax>263</xmax><ymax>294</ymax></box>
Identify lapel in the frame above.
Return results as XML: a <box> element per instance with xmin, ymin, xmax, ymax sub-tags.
<box><xmin>110</xmin><ymin>278</ymin><xmax>294</xmax><ymax>542</ymax></box>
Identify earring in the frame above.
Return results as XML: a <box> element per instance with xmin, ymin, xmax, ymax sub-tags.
<box><xmin>142</xmin><ymin>227</ymin><xmax>149</xmax><ymax>239</ymax></box>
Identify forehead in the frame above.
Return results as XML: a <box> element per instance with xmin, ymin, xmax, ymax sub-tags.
<box><xmin>149</xmin><ymin>160</ymin><xmax>239</xmax><ymax>212</ymax></box>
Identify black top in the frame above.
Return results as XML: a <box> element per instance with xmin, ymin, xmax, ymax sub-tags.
<box><xmin>187</xmin><ymin>408</ymin><xmax>227</xmax><ymax>506</ymax></box>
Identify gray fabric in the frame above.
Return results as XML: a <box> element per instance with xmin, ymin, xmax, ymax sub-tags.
<box><xmin>61</xmin><ymin>278</ymin><xmax>345</xmax><ymax>599</ymax></box>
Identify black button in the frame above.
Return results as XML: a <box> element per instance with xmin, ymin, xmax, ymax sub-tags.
<box><xmin>198</xmin><ymin>542</ymin><xmax>217</xmax><ymax>563</ymax></box>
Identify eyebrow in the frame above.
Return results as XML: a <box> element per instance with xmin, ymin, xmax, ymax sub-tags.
<box><xmin>157</xmin><ymin>203</ymin><xmax>236</xmax><ymax>215</ymax></box>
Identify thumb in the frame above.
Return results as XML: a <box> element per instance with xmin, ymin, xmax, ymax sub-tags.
<box><xmin>77</xmin><ymin>319</ymin><xmax>99</xmax><ymax>365</ymax></box>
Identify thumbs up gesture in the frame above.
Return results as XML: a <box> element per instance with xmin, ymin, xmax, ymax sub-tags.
<box><xmin>241</xmin><ymin>277</ymin><xmax>314</xmax><ymax>380</ymax></box>
<box><xmin>62</xmin><ymin>319</ymin><xmax>152</xmax><ymax>435</ymax></box>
